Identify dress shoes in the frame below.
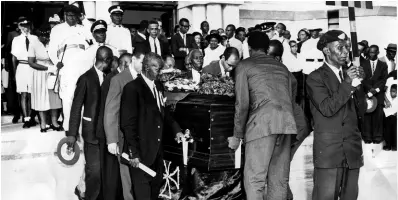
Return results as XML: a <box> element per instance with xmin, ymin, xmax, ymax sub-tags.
<box><xmin>74</xmin><ymin>186</ymin><xmax>85</xmax><ymax>200</ymax></box>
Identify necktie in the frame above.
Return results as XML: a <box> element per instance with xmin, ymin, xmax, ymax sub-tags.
<box><xmin>183</xmin><ymin>34</ymin><xmax>186</xmax><ymax>46</ymax></box>
<box><xmin>372</xmin><ymin>61</ymin><xmax>375</xmax><ymax>75</ymax></box>
<box><xmin>154</xmin><ymin>38</ymin><xmax>158</xmax><ymax>55</ymax></box>
<box><xmin>226</xmin><ymin>39</ymin><xmax>230</xmax><ymax>47</ymax></box>
<box><xmin>153</xmin><ymin>86</ymin><xmax>161</xmax><ymax>111</ymax></box>
<box><xmin>339</xmin><ymin>70</ymin><xmax>344</xmax><ymax>82</ymax></box>
<box><xmin>25</xmin><ymin>36</ymin><xmax>30</xmax><ymax>51</ymax></box>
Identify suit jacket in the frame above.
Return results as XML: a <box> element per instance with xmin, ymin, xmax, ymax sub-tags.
<box><xmin>104</xmin><ymin>67</ymin><xmax>135</xmax><ymax>145</ymax></box>
<box><xmin>68</xmin><ymin>67</ymin><xmax>102</xmax><ymax>144</ymax></box>
<box><xmin>362</xmin><ymin>59</ymin><xmax>388</xmax><ymax>104</ymax></box>
<box><xmin>120</xmin><ymin>75</ymin><xmax>181</xmax><ymax>166</ymax></box>
<box><xmin>306</xmin><ymin>63</ymin><xmax>366</xmax><ymax>169</ymax></box>
<box><xmin>144</xmin><ymin>36</ymin><xmax>170</xmax><ymax>58</ymax></box>
<box><xmin>233</xmin><ymin>52</ymin><xmax>297</xmax><ymax>143</ymax></box>
<box><xmin>171</xmin><ymin>33</ymin><xmax>193</xmax><ymax>59</ymax></box>
<box><xmin>96</xmin><ymin>70</ymin><xmax>119</xmax><ymax>140</ymax></box>
<box><xmin>131</xmin><ymin>33</ymin><xmax>147</xmax><ymax>54</ymax></box>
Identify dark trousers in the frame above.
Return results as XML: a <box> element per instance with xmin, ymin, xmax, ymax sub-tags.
<box><xmin>130</xmin><ymin>151</ymin><xmax>164</xmax><ymax>200</ymax></box>
<box><xmin>312</xmin><ymin>167</ymin><xmax>359</xmax><ymax>200</ymax></box>
<box><xmin>243</xmin><ymin>134</ymin><xmax>292</xmax><ymax>200</ymax></box>
<box><xmin>84</xmin><ymin>142</ymin><xmax>101</xmax><ymax>200</ymax></box>
<box><xmin>363</xmin><ymin>104</ymin><xmax>384</xmax><ymax>143</ymax></box>
<box><xmin>99</xmin><ymin>139</ymin><xmax>124</xmax><ymax>200</ymax></box>
<box><xmin>384</xmin><ymin>115</ymin><xmax>397</xmax><ymax>148</ymax></box>
<box><xmin>292</xmin><ymin>71</ymin><xmax>304</xmax><ymax>108</ymax></box>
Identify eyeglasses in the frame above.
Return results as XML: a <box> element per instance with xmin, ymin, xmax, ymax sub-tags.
<box><xmin>180</xmin><ymin>24</ymin><xmax>191</xmax><ymax>29</ymax></box>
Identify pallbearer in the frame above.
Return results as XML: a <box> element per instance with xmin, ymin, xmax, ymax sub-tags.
<box><xmin>106</xmin><ymin>5</ymin><xmax>132</xmax><ymax>56</ymax></box>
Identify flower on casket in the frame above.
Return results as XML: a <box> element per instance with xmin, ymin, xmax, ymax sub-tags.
<box><xmin>159</xmin><ymin>160</ymin><xmax>180</xmax><ymax>199</ymax></box>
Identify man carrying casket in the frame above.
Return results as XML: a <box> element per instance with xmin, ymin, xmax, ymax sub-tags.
<box><xmin>120</xmin><ymin>52</ymin><xmax>184</xmax><ymax>200</ymax></box>
<box><xmin>228</xmin><ymin>31</ymin><xmax>297</xmax><ymax>199</ymax></box>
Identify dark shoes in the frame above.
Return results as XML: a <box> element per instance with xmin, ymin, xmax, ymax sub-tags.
<box><xmin>22</xmin><ymin>121</ymin><xmax>30</xmax><ymax>128</ymax></box>
<box><xmin>74</xmin><ymin>186</ymin><xmax>85</xmax><ymax>200</ymax></box>
<box><xmin>50</xmin><ymin>124</ymin><xmax>64</xmax><ymax>131</ymax></box>
<box><xmin>12</xmin><ymin>116</ymin><xmax>20</xmax><ymax>124</ymax></box>
<box><xmin>383</xmin><ymin>146</ymin><xmax>392</xmax><ymax>151</ymax></box>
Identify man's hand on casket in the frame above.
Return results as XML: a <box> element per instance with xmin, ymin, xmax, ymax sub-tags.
<box><xmin>175</xmin><ymin>132</ymin><xmax>184</xmax><ymax>143</ymax></box>
<box><xmin>108</xmin><ymin>143</ymin><xmax>119</xmax><ymax>155</ymax></box>
<box><xmin>228</xmin><ymin>136</ymin><xmax>241</xmax><ymax>150</ymax></box>
<box><xmin>129</xmin><ymin>158</ymin><xmax>140</xmax><ymax>168</ymax></box>
<box><xmin>66</xmin><ymin>136</ymin><xmax>76</xmax><ymax>149</ymax></box>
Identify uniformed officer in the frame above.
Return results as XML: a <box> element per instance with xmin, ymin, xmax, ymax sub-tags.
<box><xmin>48</xmin><ymin>4</ymin><xmax>92</xmax><ymax>140</ymax></box>
<box><xmin>260</xmin><ymin>22</ymin><xmax>276</xmax><ymax>40</ymax></box>
<box><xmin>300</xmin><ymin>27</ymin><xmax>324</xmax><ymax>75</ymax></box>
<box><xmin>106</xmin><ymin>5</ymin><xmax>132</xmax><ymax>55</ymax></box>
<box><xmin>77</xmin><ymin>20</ymin><xmax>119</xmax><ymax>76</ymax></box>
<box><xmin>11</xmin><ymin>17</ymin><xmax>38</xmax><ymax>128</ymax></box>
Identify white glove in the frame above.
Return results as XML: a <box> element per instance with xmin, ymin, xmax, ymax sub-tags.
<box><xmin>107</xmin><ymin>143</ymin><xmax>119</xmax><ymax>155</ymax></box>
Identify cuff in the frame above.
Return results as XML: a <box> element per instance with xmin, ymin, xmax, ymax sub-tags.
<box><xmin>351</xmin><ymin>78</ymin><xmax>361</xmax><ymax>87</ymax></box>
<box><xmin>376</xmin><ymin>88</ymin><xmax>380</xmax><ymax>93</ymax></box>
<box><xmin>367</xmin><ymin>92</ymin><xmax>373</xmax><ymax>98</ymax></box>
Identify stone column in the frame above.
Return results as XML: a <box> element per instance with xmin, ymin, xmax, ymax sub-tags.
<box><xmin>95</xmin><ymin>1</ymin><xmax>113</xmax><ymax>23</ymax></box>
<box><xmin>222</xmin><ymin>4</ymin><xmax>240</xmax><ymax>28</ymax></box>
<box><xmin>191</xmin><ymin>5</ymin><xmax>206</xmax><ymax>32</ymax></box>
<box><xmin>206</xmin><ymin>4</ymin><xmax>223</xmax><ymax>30</ymax></box>
<box><xmin>83</xmin><ymin>1</ymin><xmax>96</xmax><ymax>19</ymax></box>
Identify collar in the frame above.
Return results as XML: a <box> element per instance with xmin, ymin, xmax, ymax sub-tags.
<box><xmin>94</xmin><ymin>65</ymin><xmax>103</xmax><ymax>77</ymax></box>
<box><xmin>21</xmin><ymin>32</ymin><xmax>30</xmax><ymax>37</ymax></box>
<box><xmin>149</xmin><ymin>36</ymin><xmax>158</xmax><ymax>41</ymax></box>
<box><xmin>137</xmin><ymin>32</ymin><xmax>146</xmax><ymax>39</ymax></box>
<box><xmin>370</xmin><ymin>59</ymin><xmax>379</xmax><ymax>64</ymax></box>
<box><xmin>179</xmin><ymin>31</ymin><xmax>186</xmax><ymax>38</ymax></box>
<box><xmin>117</xmin><ymin>67</ymin><xmax>122</xmax><ymax>73</ymax></box>
<box><xmin>110</xmin><ymin>22</ymin><xmax>122</xmax><ymax>28</ymax></box>
<box><xmin>325</xmin><ymin>61</ymin><xmax>343</xmax><ymax>81</ymax></box>
<box><xmin>129</xmin><ymin>64</ymin><xmax>138</xmax><ymax>78</ymax></box>
<box><xmin>141</xmin><ymin>73</ymin><xmax>155</xmax><ymax>89</ymax></box>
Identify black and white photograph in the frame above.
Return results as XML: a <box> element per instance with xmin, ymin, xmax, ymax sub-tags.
<box><xmin>1</xmin><ymin>1</ymin><xmax>397</xmax><ymax>200</ymax></box>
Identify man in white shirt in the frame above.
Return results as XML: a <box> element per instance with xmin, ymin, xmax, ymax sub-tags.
<box><xmin>379</xmin><ymin>43</ymin><xmax>396</xmax><ymax>74</ymax></box>
<box><xmin>146</xmin><ymin>20</ymin><xmax>169</xmax><ymax>57</ymax></box>
<box><xmin>202</xmin><ymin>47</ymin><xmax>240</xmax><ymax>77</ymax></box>
<box><xmin>225</xmin><ymin>24</ymin><xmax>243</xmax><ymax>59</ymax></box>
<box><xmin>300</xmin><ymin>28</ymin><xmax>324</xmax><ymax>75</ymax></box>
<box><xmin>273</xmin><ymin>23</ymin><xmax>291</xmax><ymax>59</ymax></box>
<box><xmin>11</xmin><ymin>17</ymin><xmax>39</xmax><ymax>128</ymax></box>
<box><xmin>106</xmin><ymin>5</ymin><xmax>132</xmax><ymax>55</ymax></box>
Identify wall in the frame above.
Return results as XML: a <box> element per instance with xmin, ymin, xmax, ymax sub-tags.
<box><xmin>122</xmin><ymin>10</ymin><xmax>166</xmax><ymax>25</ymax></box>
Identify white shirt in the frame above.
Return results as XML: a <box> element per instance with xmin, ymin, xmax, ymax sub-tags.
<box><xmin>94</xmin><ymin>66</ymin><xmax>104</xmax><ymax>85</ymax></box>
<box><xmin>48</xmin><ymin>23</ymin><xmax>91</xmax><ymax>64</ymax></box>
<box><xmin>141</xmin><ymin>73</ymin><xmax>161</xmax><ymax>110</ymax></box>
<box><xmin>325</xmin><ymin>61</ymin><xmax>344</xmax><ymax>83</ymax></box>
<box><xmin>149</xmin><ymin>36</ymin><xmax>162</xmax><ymax>56</ymax></box>
<box><xmin>192</xmin><ymin>69</ymin><xmax>201</xmax><ymax>83</ymax></box>
<box><xmin>179</xmin><ymin>32</ymin><xmax>186</xmax><ymax>46</ymax></box>
<box><xmin>106</xmin><ymin>23</ymin><xmax>132</xmax><ymax>54</ymax></box>
<box><xmin>11</xmin><ymin>33</ymin><xmax>39</xmax><ymax>61</ymax></box>
<box><xmin>282</xmin><ymin>52</ymin><xmax>302</xmax><ymax>73</ymax></box>
<box><xmin>242</xmin><ymin>39</ymin><xmax>250</xmax><ymax>59</ymax></box>
<box><xmin>227</xmin><ymin>36</ymin><xmax>243</xmax><ymax>58</ymax></box>
<box><xmin>370</xmin><ymin>59</ymin><xmax>379</xmax><ymax>75</ymax></box>
<box><xmin>203</xmin><ymin>45</ymin><xmax>226</xmax><ymax>67</ymax></box>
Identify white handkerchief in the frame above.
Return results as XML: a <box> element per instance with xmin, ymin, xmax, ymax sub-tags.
<box><xmin>352</xmin><ymin>78</ymin><xmax>361</xmax><ymax>87</ymax></box>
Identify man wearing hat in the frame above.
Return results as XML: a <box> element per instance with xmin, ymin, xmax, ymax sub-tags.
<box><xmin>77</xmin><ymin>20</ymin><xmax>119</xmax><ymax>76</ymax></box>
<box><xmin>379</xmin><ymin>43</ymin><xmax>396</xmax><ymax>74</ymax></box>
<box><xmin>106</xmin><ymin>5</ymin><xmax>132</xmax><ymax>56</ymax></box>
<box><xmin>306</xmin><ymin>30</ymin><xmax>367</xmax><ymax>200</ymax></box>
<box><xmin>260</xmin><ymin>22</ymin><xmax>276</xmax><ymax>40</ymax></box>
<box><xmin>11</xmin><ymin>16</ymin><xmax>39</xmax><ymax>128</ymax></box>
<box><xmin>228</xmin><ymin>31</ymin><xmax>298</xmax><ymax>199</ymax></box>
<box><xmin>48</xmin><ymin>4</ymin><xmax>92</xmax><ymax>137</ymax></box>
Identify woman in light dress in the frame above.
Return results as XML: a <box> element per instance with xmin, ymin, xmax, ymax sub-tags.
<box><xmin>203</xmin><ymin>33</ymin><xmax>225</xmax><ymax>68</ymax></box>
<box><xmin>28</xmin><ymin>25</ymin><xmax>63</xmax><ymax>132</ymax></box>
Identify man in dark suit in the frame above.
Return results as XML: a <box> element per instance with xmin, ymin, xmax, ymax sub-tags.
<box><xmin>132</xmin><ymin>20</ymin><xmax>148</xmax><ymax>54</ymax></box>
<box><xmin>120</xmin><ymin>52</ymin><xmax>183</xmax><ymax>200</ymax></box>
<box><xmin>202</xmin><ymin>47</ymin><xmax>240</xmax><ymax>78</ymax></box>
<box><xmin>306</xmin><ymin>30</ymin><xmax>366</xmax><ymax>200</ymax></box>
<box><xmin>144</xmin><ymin>20</ymin><xmax>170</xmax><ymax>58</ymax></box>
<box><xmin>67</xmin><ymin>46</ymin><xmax>114</xmax><ymax>200</ymax></box>
<box><xmin>95</xmin><ymin>52</ymin><xmax>132</xmax><ymax>200</ymax></box>
<box><xmin>104</xmin><ymin>51</ymin><xmax>145</xmax><ymax>200</ymax></box>
<box><xmin>171</xmin><ymin>18</ymin><xmax>193</xmax><ymax>70</ymax></box>
<box><xmin>361</xmin><ymin>45</ymin><xmax>388</xmax><ymax>144</ymax></box>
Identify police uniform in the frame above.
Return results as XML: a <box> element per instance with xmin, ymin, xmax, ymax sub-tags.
<box><xmin>260</xmin><ymin>22</ymin><xmax>276</xmax><ymax>40</ymax></box>
<box><xmin>48</xmin><ymin>6</ymin><xmax>92</xmax><ymax>132</ymax></box>
<box><xmin>77</xmin><ymin>20</ymin><xmax>119</xmax><ymax>76</ymax></box>
<box><xmin>300</xmin><ymin>28</ymin><xmax>324</xmax><ymax>75</ymax></box>
<box><xmin>11</xmin><ymin>18</ymin><xmax>38</xmax><ymax>94</ymax></box>
<box><xmin>106</xmin><ymin>5</ymin><xmax>132</xmax><ymax>55</ymax></box>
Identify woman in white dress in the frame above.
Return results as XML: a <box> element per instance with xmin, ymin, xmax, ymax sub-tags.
<box><xmin>203</xmin><ymin>33</ymin><xmax>225</xmax><ymax>68</ymax></box>
<box><xmin>28</xmin><ymin>26</ymin><xmax>63</xmax><ymax>132</ymax></box>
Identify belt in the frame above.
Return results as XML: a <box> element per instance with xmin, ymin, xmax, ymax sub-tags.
<box><xmin>18</xmin><ymin>60</ymin><xmax>29</xmax><ymax>64</ymax></box>
<box><xmin>57</xmin><ymin>44</ymin><xmax>85</xmax><ymax>57</ymax></box>
<box><xmin>306</xmin><ymin>59</ymin><xmax>324</xmax><ymax>62</ymax></box>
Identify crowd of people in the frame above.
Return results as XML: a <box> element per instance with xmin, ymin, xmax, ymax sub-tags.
<box><xmin>1</xmin><ymin>3</ymin><xmax>397</xmax><ymax>200</ymax></box>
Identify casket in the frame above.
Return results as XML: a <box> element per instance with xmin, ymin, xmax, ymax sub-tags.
<box><xmin>163</xmin><ymin>93</ymin><xmax>244</xmax><ymax>171</ymax></box>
